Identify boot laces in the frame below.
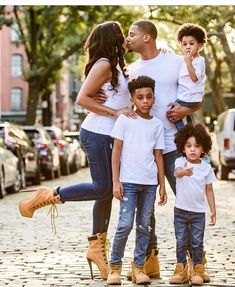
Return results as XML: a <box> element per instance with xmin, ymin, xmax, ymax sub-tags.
<box><xmin>104</xmin><ymin>237</ymin><xmax>111</xmax><ymax>261</ymax></box>
<box><xmin>47</xmin><ymin>204</ymin><xmax>58</xmax><ymax>235</ymax></box>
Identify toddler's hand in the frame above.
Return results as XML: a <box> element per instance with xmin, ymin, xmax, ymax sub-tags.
<box><xmin>183</xmin><ymin>162</ymin><xmax>193</xmax><ymax>177</ymax></box>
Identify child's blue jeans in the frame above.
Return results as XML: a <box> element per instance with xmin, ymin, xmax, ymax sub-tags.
<box><xmin>110</xmin><ymin>183</ymin><xmax>157</xmax><ymax>266</ymax></box>
<box><xmin>174</xmin><ymin>207</ymin><xmax>205</xmax><ymax>266</ymax></box>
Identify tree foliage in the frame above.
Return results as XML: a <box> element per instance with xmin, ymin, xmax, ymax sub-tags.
<box><xmin>2</xmin><ymin>5</ymin><xmax>144</xmax><ymax>124</ymax></box>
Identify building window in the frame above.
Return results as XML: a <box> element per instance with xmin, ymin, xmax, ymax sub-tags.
<box><xmin>11</xmin><ymin>54</ymin><xmax>23</xmax><ymax>77</ymax></box>
<box><xmin>11</xmin><ymin>88</ymin><xmax>23</xmax><ymax>111</ymax></box>
<box><xmin>11</xmin><ymin>23</ymin><xmax>21</xmax><ymax>42</ymax></box>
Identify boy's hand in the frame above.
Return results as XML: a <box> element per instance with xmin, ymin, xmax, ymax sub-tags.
<box><xmin>209</xmin><ymin>212</ymin><xmax>216</xmax><ymax>226</ymax></box>
<box><xmin>158</xmin><ymin>188</ymin><xmax>167</xmax><ymax>206</ymax></box>
<box><xmin>184</xmin><ymin>51</ymin><xmax>193</xmax><ymax>65</ymax></box>
<box><xmin>113</xmin><ymin>181</ymin><xmax>124</xmax><ymax>200</ymax></box>
<box><xmin>183</xmin><ymin>162</ymin><xmax>193</xmax><ymax>177</ymax></box>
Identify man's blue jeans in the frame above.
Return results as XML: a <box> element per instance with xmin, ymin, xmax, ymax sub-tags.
<box><xmin>174</xmin><ymin>207</ymin><xmax>205</xmax><ymax>266</ymax></box>
<box><xmin>110</xmin><ymin>183</ymin><xmax>157</xmax><ymax>266</ymax></box>
<box><xmin>147</xmin><ymin>150</ymin><xmax>180</xmax><ymax>254</ymax></box>
<box><xmin>58</xmin><ymin>128</ymin><xmax>113</xmax><ymax>235</ymax></box>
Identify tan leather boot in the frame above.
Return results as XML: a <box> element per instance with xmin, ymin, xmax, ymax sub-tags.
<box><xmin>19</xmin><ymin>186</ymin><xmax>61</xmax><ymax>218</ymax></box>
<box><xmin>126</xmin><ymin>248</ymin><xmax>160</xmax><ymax>280</ymax></box>
<box><xmin>107</xmin><ymin>264</ymin><xmax>122</xmax><ymax>285</ymax></box>
<box><xmin>169</xmin><ymin>263</ymin><xmax>189</xmax><ymax>284</ymax></box>
<box><xmin>191</xmin><ymin>264</ymin><xmax>204</xmax><ymax>285</ymax></box>
<box><xmin>143</xmin><ymin>249</ymin><xmax>160</xmax><ymax>278</ymax></box>
<box><xmin>86</xmin><ymin>233</ymin><xmax>108</xmax><ymax>279</ymax></box>
<box><xmin>187</xmin><ymin>251</ymin><xmax>210</xmax><ymax>283</ymax></box>
<box><xmin>131</xmin><ymin>262</ymin><xmax>151</xmax><ymax>285</ymax></box>
<box><xmin>202</xmin><ymin>251</ymin><xmax>210</xmax><ymax>282</ymax></box>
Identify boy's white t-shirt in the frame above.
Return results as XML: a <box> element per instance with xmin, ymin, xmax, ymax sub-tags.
<box><xmin>177</xmin><ymin>56</ymin><xmax>205</xmax><ymax>103</ymax></box>
<box><xmin>129</xmin><ymin>52</ymin><xmax>183</xmax><ymax>154</ymax></box>
<box><xmin>81</xmin><ymin>58</ymin><xmax>131</xmax><ymax>136</ymax></box>
<box><xmin>110</xmin><ymin>114</ymin><xmax>165</xmax><ymax>185</ymax></box>
<box><xmin>174</xmin><ymin>157</ymin><xmax>217</xmax><ymax>213</ymax></box>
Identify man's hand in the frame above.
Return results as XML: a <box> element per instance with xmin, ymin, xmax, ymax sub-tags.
<box><xmin>92</xmin><ymin>89</ymin><xmax>108</xmax><ymax>103</ymax></box>
<box><xmin>167</xmin><ymin>102</ymin><xmax>188</xmax><ymax>122</ymax></box>
<box><xmin>113</xmin><ymin>181</ymin><xmax>124</xmax><ymax>200</ymax></box>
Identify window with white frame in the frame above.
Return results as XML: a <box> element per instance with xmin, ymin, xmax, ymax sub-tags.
<box><xmin>11</xmin><ymin>23</ymin><xmax>21</xmax><ymax>42</ymax></box>
<box><xmin>11</xmin><ymin>88</ymin><xmax>23</xmax><ymax>111</ymax></box>
<box><xmin>11</xmin><ymin>54</ymin><xmax>23</xmax><ymax>76</ymax></box>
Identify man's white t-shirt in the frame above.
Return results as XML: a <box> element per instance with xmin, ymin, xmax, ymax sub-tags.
<box><xmin>82</xmin><ymin>58</ymin><xmax>130</xmax><ymax>136</ymax></box>
<box><xmin>110</xmin><ymin>114</ymin><xmax>165</xmax><ymax>185</ymax></box>
<box><xmin>129</xmin><ymin>52</ymin><xmax>183</xmax><ymax>154</ymax></box>
<box><xmin>177</xmin><ymin>56</ymin><xmax>206</xmax><ymax>103</ymax></box>
<box><xmin>174</xmin><ymin>157</ymin><xmax>217</xmax><ymax>213</ymax></box>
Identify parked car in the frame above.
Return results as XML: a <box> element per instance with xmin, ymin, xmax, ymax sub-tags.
<box><xmin>0</xmin><ymin>139</ymin><xmax>21</xmax><ymax>199</ymax></box>
<box><xmin>63</xmin><ymin>131</ymin><xmax>88</xmax><ymax>168</ymax></box>
<box><xmin>0</xmin><ymin>122</ymin><xmax>41</xmax><ymax>186</ymax></box>
<box><xmin>21</xmin><ymin>125</ymin><xmax>61</xmax><ymax>180</ymax></box>
<box><xmin>211</xmin><ymin>108</ymin><xmax>235</xmax><ymax>180</ymax></box>
<box><xmin>44</xmin><ymin>126</ymin><xmax>73</xmax><ymax>175</ymax></box>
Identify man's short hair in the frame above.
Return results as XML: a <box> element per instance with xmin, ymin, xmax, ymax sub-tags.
<box><xmin>128</xmin><ymin>76</ymin><xmax>155</xmax><ymax>96</ymax></box>
<box><xmin>132</xmin><ymin>20</ymin><xmax>158</xmax><ymax>40</ymax></box>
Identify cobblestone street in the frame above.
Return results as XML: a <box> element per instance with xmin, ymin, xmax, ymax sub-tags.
<box><xmin>0</xmin><ymin>168</ymin><xmax>235</xmax><ymax>287</ymax></box>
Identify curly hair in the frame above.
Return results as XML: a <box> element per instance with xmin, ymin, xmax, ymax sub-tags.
<box><xmin>174</xmin><ymin>123</ymin><xmax>212</xmax><ymax>158</ymax></box>
<box><xmin>84</xmin><ymin>21</ymin><xmax>128</xmax><ymax>91</ymax></box>
<box><xmin>177</xmin><ymin>23</ymin><xmax>207</xmax><ymax>44</ymax></box>
<box><xmin>128</xmin><ymin>76</ymin><xmax>155</xmax><ymax>96</ymax></box>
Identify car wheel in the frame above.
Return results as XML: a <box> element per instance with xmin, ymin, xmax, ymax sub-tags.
<box><xmin>19</xmin><ymin>161</ymin><xmax>26</xmax><ymax>188</ymax></box>
<box><xmin>6</xmin><ymin>169</ymin><xmax>21</xmax><ymax>194</ymax></box>
<box><xmin>61</xmin><ymin>160</ymin><xmax>70</xmax><ymax>176</ymax></box>
<box><xmin>45</xmin><ymin>168</ymin><xmax>55</xmax><ymax>180</ymax></box>
<box><xmin>217</xmin><ymin>162</ymin><xmax>229</xmax><ymax>180</ymax></box>
<box><xmin>32</xmin><ymin>163</ymin><xmax>41</xmax><ymax>185</ymax></box>
<box><xmin>0</xmin><ymin>172</ymin><xmax>5</xmax><ymax>199</ymax></box>
<box><xmin>55</xmin><ymin>165</ymin><xmax>61</xmax><ymax>178</ymax></box>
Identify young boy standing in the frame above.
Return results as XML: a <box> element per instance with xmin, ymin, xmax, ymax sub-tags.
<box><xmin>174</xmin><ymin>23</ymin><xmax>207</xmax><ymax>129</ymax></box>
<box><xmin>170</xmin><ymin>124</ymin><xmax>216</xmax><ymax>285</ymax></box>
<box><xmin>107</xmin><ymin>76</ymin><xmax>167</xmax><ymax>285</ymax></box>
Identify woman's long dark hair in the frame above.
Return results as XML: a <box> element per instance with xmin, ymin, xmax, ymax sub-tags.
<box><xmin>84</xmin><ymin>21</ymin><xmax>128</xmax><ymax>90</ymax></box>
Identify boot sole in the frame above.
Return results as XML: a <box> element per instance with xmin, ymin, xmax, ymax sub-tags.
<box><xmin>19</xmin><ymin>201</ymin><xmax>33</xmax><ymax>218</ymax></box>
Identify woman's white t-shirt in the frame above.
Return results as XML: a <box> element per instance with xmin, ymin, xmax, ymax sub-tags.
<box><xmin>81</xmin><ymin>58</ymin><xmax>130</xmax><ymax>136</ymax></box>
<box><xmin>111</xmin><ymin>114</ymin><xmax>165</xmax><ymax>185</ymax></box>
<box><xmin>174</xmin><ymin>157</ymin><xmax>217</xmax><ymax>213</ymax></box>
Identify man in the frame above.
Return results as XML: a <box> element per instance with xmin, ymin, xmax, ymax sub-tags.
<box><xmin>126</xmin><ymin>20</ymin><xmax>210</xmax><ymax>283</ymax></box>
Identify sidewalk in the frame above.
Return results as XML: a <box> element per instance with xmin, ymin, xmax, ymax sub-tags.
<box><xmin>0</xmin><ymin>168</ymin><xmax>235</xmax><ymax>286</ymax></box>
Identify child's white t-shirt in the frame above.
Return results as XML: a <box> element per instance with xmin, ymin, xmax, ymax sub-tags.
<box><xmin>110</xmin><ymin>114</ymin><xmax>165</xmax><ymax>185</ymax></box>
<box><xmin>174</xmin><ymin>157</ymin><xmax>217</xmax><ymax>213</ymax></box>
<box><xmin>177</xmin><ymin>56</ymin><xmax>206</xmax><ymax>103</ymax></box>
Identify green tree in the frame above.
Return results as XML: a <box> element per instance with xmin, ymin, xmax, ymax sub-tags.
<box><xmin>2</xmin><ymin>5</ymin><xmax>144</xmax><ymax>124</ymax></box>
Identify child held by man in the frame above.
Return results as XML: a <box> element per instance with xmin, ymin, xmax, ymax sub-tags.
<box><xmin>174</xmin><ymin>23</ymin><xmax>207</xmax><ymax>129</ymax></box>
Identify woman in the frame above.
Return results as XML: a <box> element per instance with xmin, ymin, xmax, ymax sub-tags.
<box><xmin>19</xmin><ymin>21</ymin><xmax>135</xmax><ymax>280</ymax></box>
